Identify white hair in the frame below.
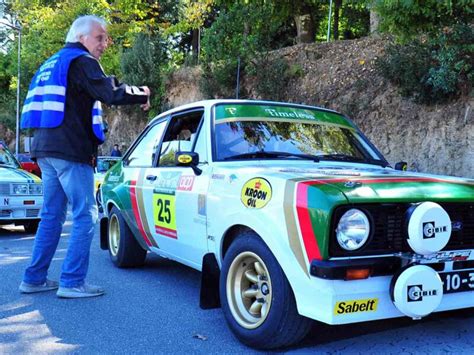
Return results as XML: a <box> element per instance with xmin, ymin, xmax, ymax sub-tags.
<box><xmin>65</xmin><ymin>15</ymin><xmax>107</xmax><ymax>43</ymax></box>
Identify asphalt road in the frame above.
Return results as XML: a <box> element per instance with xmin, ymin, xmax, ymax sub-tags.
<box><xmin>1</xmin><ymin>214</ymin><xmax>474</xmax><ymax>354</ymax></box>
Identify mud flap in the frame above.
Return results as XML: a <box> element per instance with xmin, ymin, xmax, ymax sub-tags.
<box><xmin>100</xmin><ymin>217</ymin><xmax>108</xmax><ymax>250</ymax></box>
<box><xmin>200</xmin><ymin>253</ymin><xmax>221</xmax><ymax>309</ymax></box>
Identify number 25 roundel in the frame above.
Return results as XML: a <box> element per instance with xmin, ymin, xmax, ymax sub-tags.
<box><xmin>153</xmin><ymin>189</ymin><xmax>177</xmax><ymax>239</ymax></box>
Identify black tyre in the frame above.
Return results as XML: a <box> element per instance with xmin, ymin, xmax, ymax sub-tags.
<box><xmin>219</xmin><ymin>231</ymin><xmax>312</xmax><ymax>349</ymax></box>
<box><xmin>23</xmin><ymin>220</ymin><xmax>39</xmax><ymax>234</ymax></box>
<box><xmin>108</xmin><ymin>206</ymin><xmax>146</xmax><ymax>267</ymax></box>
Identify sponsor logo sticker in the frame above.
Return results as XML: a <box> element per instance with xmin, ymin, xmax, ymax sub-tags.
<box><xmin>177</xmin><ymin>175</ymin><xmax>195</xmax><ymax>191</ymax></box>
<box><xmin>407</xmin><ymin>284</ymin><xmax>438</xmax><ymax>302</ymax></box>
<box><xmin>240</xmin><ymin>178</ymin><xmax>272</xmax><ymax>209</ymax></box>
<box><xmin>422</xmin><ymin>221</ymin><xmax>448</xmax><ymax>239</ymax></box>
<box><xmin>334</xmin><ymin>298</ymin><xmax>378</xmax><ymax>315</ymax></box>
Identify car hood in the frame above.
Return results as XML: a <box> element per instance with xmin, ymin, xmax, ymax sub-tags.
<box><xmin>227</xmin><ymin>163</ymin><xmax>474</xmax><ymax>203</ymax></box>
<box><xmin>0</xmin><ymin>165</ymin><xmax>41</xmax><ymax>183</ymax></box>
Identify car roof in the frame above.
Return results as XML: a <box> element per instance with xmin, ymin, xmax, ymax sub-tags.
<box><xmin>149</xmin><ymin>99</ymin><xmax>343</xmax><ymax>125</ymax></box>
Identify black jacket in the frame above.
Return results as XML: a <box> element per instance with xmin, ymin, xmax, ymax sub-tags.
<box><xmin>31</xmin><ymin>42</ymin><xmax>148</xmax><ymax>164</ymax></box>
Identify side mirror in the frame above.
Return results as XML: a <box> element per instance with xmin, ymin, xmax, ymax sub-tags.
<box><xmin>394</xmin><ymin>161</ymin><xmax>408</xmax><ymax>171</ymax></box>
<box><xmin>175</xmin><ymin>152</ymin><xmax>202</xmax><ymax>176</ymax></box>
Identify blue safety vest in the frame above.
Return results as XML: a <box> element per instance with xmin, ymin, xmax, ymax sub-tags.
<box><xmin>21</xmin><ymin>47</ymin><xmax>106</xmax><ymax>144</ymax></box>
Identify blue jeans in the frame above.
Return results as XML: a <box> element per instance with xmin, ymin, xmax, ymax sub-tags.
<box><xmin>23</xmin><ymin>157</ymin><xmax>98</xmax><ymax>288</ymax></box>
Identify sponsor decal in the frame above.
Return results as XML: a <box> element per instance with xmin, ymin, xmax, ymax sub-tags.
<box><xmin>225</xmin><ymin>107</ymin><xmax>237</xmax><ymax>115</ymax></box>
<box><xmin>344</xmin><ymin>181</ymin><xmax>362</xmax><ymax>188</ymax></box>
<box><xmin>177</xmin><ymin>154</ymin><xmax>192</xmax><ymax>164</ymax></box>
<box><xmin>153</xmin><ymin>188</ymin><xmax>177</xmax><ymax>239</ymax></box>
<box><xmin>407</xmin><ymin>284</ymin><xmax>438</xmax><ymax>302</ymax></box>
<box><xmin>422</xmin><ymin>221</ymin><xmax>448</xmax><ymax>239</ymax></box>
<box><xmin>211</xmin><ymin>174</ymin><xmax>225</xmax><ymax>180</ymax></box>
<box><xmin>451</xmin><ymin>221</ymin><xmax>463</xmax><ymax>232</ymax></box>
<box><xmin>264</xmin><ymin>108</ymin><xmax>315</xmax><ymax>120</ymax></box>
<box><xmin>334</xmin><ymin>298</ymin><xmax>378</xmax><ymax>315</ymax></box>
<box><xmin>228</xmin><ymin>174</ymin><xmax>238</xmax><ymax>183</ymax></box>
<box><xmin>198</xmin><ymin>194</ymin><xmax>206</xmax><ymax>216</ymax></box>
<box><xmin>240</xmin><ymin>178</ymin><xmax>272</xmax><ymax>209</ymax></box>
<box><xmin>424</xmin><ymin>250</ymin><xmax>471</xmax><ymax>262</ymax></box>
<box><xmin>177</xmin><ymin>175</ymin><xmax>195</xmax><ymax>191</ymax></box>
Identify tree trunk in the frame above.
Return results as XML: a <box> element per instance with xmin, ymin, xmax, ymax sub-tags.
<box><xmin>191</xmin><ymin>28</ymin><xmax>199</xmax><ymax>58</ymax></box>
<box><xmin>294</xmin><ymin>13</ymin><xmax>315</xmax><ymax>44</ymax></box>
<box><xmin>333</xmin><ymin>0</ymin><xmax>342</xmax><ymax>40</ymax></box>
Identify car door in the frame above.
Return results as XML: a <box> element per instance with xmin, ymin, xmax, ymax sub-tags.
<box><xmin>141</xmin><ymin>108</ymin><xmax>209</xmax><ymax>270</ymax></box>
<box><xmin>121</xmin><ymin>119</ymin><xmax>168</xmax><ymax>251</ymax></box>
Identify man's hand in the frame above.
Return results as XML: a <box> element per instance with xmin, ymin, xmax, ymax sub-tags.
<box><xmin>140</xmin><ymin>86</ymin><xmax>151</xmax><ymax>111</ymax></box>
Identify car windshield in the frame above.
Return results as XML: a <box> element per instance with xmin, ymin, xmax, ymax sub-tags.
<box><xmin>96</xmin><ymin>158</ymin><xmax>120</xmax><ymax>173</ymax></box>
<box><xmin>214</xmin><ymin>105</ymin><xmax>386</xmax><ymax>166</ymax></box>
<box><xmin>0</xmin><ymin>143</ymin><xmax>21</xmax><ymax>168</ymax></box>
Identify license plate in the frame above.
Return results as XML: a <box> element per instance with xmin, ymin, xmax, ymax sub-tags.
<box><xmin>439</xmin><ymin>270</ymin><xmax>474</xmax><ymax>294</ymax></box>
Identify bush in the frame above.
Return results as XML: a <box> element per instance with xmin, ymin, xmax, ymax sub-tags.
<box><xmin>249</xmin><ymin>55</ymin><xmax>289</xmax><ymax>101</ymax></box>
<box><xmin>120</xmin><ymin>33</ymin><xmax>166</xmax><ymax>117</ymax></box>
<box><xmin>200</xmin><ymin>3</ymin><xmax>286</xmax><ymax>99</ymax></box>
<box><xmin>376</xmin><ymin>24</ymin><xmax>473</xmax><ymax>104</ymax></box>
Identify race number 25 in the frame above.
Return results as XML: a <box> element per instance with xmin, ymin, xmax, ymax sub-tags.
<box><xmin>153</xmin><ymin>191</ymin><xmax>177</xmax><ymax>239</ymax></box>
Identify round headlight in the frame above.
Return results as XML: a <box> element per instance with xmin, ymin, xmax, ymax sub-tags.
<box><xmin>336</xmin><ymin>209</ymin><xmax>370</xmax><ymax>251</ymax></box>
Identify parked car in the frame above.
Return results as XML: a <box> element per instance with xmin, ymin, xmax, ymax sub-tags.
<box><xmin>99</xmin><ymin>100</ymin><xmax>474</xmax><ymax>349</ymax></box>
<box><xmin>94</xmin><ymin>156</ymin><xmax>121</xmax><ymax>211</ymax></box>
<box><xmin>16</xmin><ymin>153</ymin><xmax>41</xmax><ymax>178</ymax></box>
<box><xmin>0</xmin><ymin>141</ymin><xmax>43</xmax><ymax>233</ymax></box>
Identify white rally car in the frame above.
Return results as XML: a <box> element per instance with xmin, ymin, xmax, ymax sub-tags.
<box><xmin>99</xmin><ymin>100</ymin><xmax>474</xmax><ymax>349</ymax></box>
<box><xmin>0</xmin><ymin>141</ymin><xmax>42</xmax><ymax>233</ymax></box>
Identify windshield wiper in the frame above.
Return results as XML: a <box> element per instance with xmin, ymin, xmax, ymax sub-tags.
<box><xmin>317</xmin><ymin>154</ymin><xmax>388</xmax><ymax>167</ymax></box>
<box><xmin>224</xmin><ymin>151</ymin><xmax>320</xmax><ymax>162</ymax></box>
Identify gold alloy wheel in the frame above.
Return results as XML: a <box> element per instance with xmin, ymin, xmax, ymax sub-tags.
<box><xmin>226</xmin><ymin>251</ymin><xmax>272</xmax><ymax>329</ymax></box>
<box><xmin>108</xmin><ymin>214</ymin><xmax>120</xmax><ymax>257</ymax></box>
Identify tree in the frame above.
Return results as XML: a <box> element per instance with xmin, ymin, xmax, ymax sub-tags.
<box><xmin>371</xmin><ymin>0</ymin><xmax>473</xmax><ymax>41</ymax></box>
<box><xmin>121</xmin><ymin>32</ymin><xmax>166</xmax><ymax>116</ymax></box>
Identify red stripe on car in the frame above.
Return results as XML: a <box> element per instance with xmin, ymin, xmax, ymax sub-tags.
<box><xmin>296</xmin><ymin>182</ymin><xmax>322</xmax><ymax>262</ymax></box>
<box><xmin>130</xmin><ymin>180</ymin><xmax>152</xmax><ymax>247</ymax></box>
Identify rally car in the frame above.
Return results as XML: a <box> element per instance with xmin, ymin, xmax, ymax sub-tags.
<box><xmin>0</xmin><ymin>141</ymin><xmax>42</xmax><ymax>233</ymax></box>
<box><xmin>94</xmin><ymin>156</ymin><xmax>121</xmax><ymax>211</ymax></box>
<box><xmin>99</xmin><ymin>100</ymin><xmax>474</xmax><ymax>349</ymax></box>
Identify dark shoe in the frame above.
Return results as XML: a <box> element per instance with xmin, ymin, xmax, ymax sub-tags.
<box><xmin>19</xmin><ymin>279</ymin><xmax>59</xmax><ymax>293</ymax></box>
<box><xmin>56</xmin><ymin>283</ymin><xmax>105</xmax><ymax>298</ymax></box>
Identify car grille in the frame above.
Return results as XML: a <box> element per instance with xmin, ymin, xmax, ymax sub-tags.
<box><xmin>0</xmin><ymin>210</ymin><xmax>11</xmax><ymax>218</ymax></box>
<box><xmin>26</xmin><ymin>209</ymin><xmax>40</xmax><ymax>218</ymax></box>
<box><xmin>329</xmin><ymin>203</ymin><xmax>474</xmax><ymax>257</ymax></box>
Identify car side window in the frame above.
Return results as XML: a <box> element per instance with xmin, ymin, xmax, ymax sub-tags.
<box><xmin>159</xmin><ymin>110</ymin><xmax>204</xmax><ymax>167</ymax></box>
<box><xmin>193</xmin><ymin>121</ymin><xmax>208</xmax><ymax>163</ymax></box>
<box><xmin>125</xmin><ymin>120</ymin><xmax>167</xmax><ymax>167</ymax></box>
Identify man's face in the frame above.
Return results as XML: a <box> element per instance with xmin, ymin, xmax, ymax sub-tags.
<box><xmin>80</xmin><ymin>23</ymin><xmax>108</xmax><ymax>59</ymax></box>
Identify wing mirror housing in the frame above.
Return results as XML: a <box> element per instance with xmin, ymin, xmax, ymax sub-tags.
<box><xmin>394</xmin><ymin>161</ymin><xmax>408</xmax><ymax>171</ymax></box>
<box><xmin>175</xmin><ymin>152</ymin><xmax>202</xmax><ymax>176</ymax></box>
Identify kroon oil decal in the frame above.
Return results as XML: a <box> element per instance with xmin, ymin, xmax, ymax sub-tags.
<box><xmin>240</xmin><ymin>178</ymin><xmax>272</xmax><ymax>209</ymax></box>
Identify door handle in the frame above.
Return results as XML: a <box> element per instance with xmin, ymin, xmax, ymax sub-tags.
<box><xmin>146</xmin><ymin>175</ymin><xmax>157</xmax><ymax>181</ymax></box>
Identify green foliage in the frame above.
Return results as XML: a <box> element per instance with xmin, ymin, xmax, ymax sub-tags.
<box><xmin>249</xmin><ymin>56</ymin><xmax>289</xmax><ymax>101</ymax></box>
<box><xmin>376</xmin><ymin>24</ymin><xmax>473</xmax><ymax>103</ymax></box>
<box><xmin>372</xmin><ymin>0</ymin><xmax>473</xmax><ymax>41</ymax></box>
<box><xmin>199</xmin><ymin>2</ymin><xmax>287</xmax><ymax>98</ymax></box>
<box><xmin>121</xmin><ymin>32</ymin><xmax>166</xmax><ymax>117</ymax></box>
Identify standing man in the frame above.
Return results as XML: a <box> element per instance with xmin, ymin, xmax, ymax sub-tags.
<box><xmin>19</xmin><ymin>15</ymin><xmax>150</xmax><ymax>298</ymax></box>
<box><xmin>110</xmin><ymin>143</ymin><xmax>122</xmax><ymax>157</ymax></box>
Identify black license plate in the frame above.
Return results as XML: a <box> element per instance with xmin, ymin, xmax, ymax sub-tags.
<box><xmin>439</xmin><ymin>270</ymin><xmax>474</xmax><ymax>294</ymax></box>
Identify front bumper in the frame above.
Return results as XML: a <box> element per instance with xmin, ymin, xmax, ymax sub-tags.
<box><xmin>295</xmin><ymin>252</ymin><xmax>474</xmax><ymax>325</ymax></box>
<box><xmin>0</xmin><ymin>195</ymin><xmax>42</xmax><ymax>223</ymax></box>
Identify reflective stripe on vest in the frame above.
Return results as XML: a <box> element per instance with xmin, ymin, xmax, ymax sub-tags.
<box><xmin>21</xmin><ymin>47</ymin><xmax>106</xmax><ymax>144</ymax></box>
<box><xmin>92</xmin><ymin>101</ymin><xmax>106</xmax><ymax>143</ymax></box>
